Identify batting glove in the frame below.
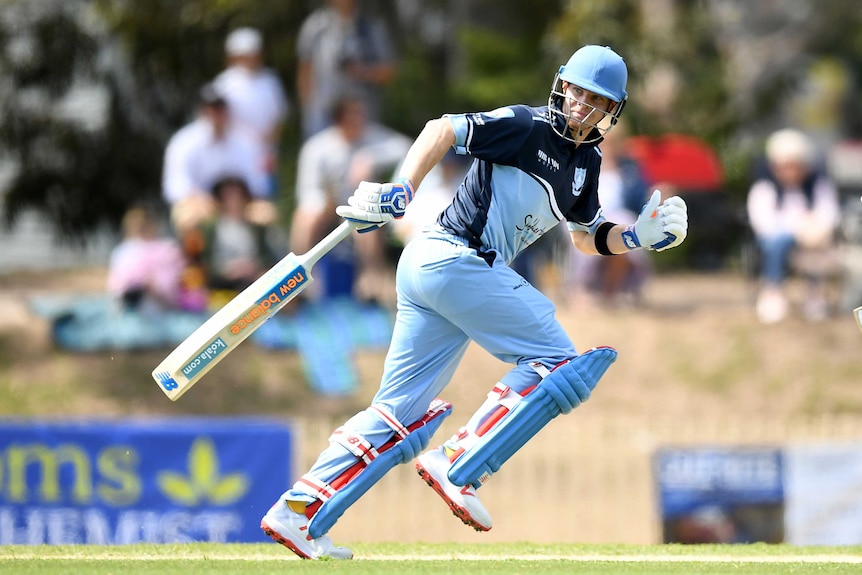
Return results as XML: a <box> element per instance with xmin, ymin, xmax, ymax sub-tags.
<box><xmin>336</xmin><ymin>178</ymin><xmax>415</xmax><ymax>233</ymax></box>
<box><xmin>621</xmin><ymin>189</ymin><xmax>688</xmax><ymax>252</ymax></box>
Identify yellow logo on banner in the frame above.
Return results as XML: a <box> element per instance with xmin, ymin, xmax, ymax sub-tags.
<box><xmin>156</xmin><ymin>437</ymin><xmax>248</xmax><ymax>506</ymax></box>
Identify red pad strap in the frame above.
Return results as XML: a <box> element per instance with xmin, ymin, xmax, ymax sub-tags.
<box><xmin>304</xmin><ymin>398</ymin><xmax>452</xmax><ymax>519</ymax></box>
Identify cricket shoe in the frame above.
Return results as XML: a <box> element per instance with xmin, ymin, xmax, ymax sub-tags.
<box><xmin>415</xmin><ymin>446</ymin><xmax>493</xmax><ymax>531</ymax></box>
<box><xmin>260</xmin><ymin>498</ymin><xmax>353</xmax><ymax>560</ymax></box>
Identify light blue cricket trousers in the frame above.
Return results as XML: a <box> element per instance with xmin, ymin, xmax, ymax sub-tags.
<box><xmin>291</xmin><ymin>226</ymin><xmax>577</xmax><ymax>495</ymax></box>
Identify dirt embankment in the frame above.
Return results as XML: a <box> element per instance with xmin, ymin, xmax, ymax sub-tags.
<box><xmin>1</xmin><ymin>267</ymin><xmax>861</xmax><ymax>422</ymax></box>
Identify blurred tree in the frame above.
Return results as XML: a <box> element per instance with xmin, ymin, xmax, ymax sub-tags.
<box><xmin>0</xmin><ymin>0</ymin><xmax>314</xmax><ymax>239</ymax></box>
<box><xmin>1</xmin><ymin>0</ymin><xmax>860</xmax><ymax>247</ymax></box>
<box><xmin>549</xmin><ymin>0</ymin><xmax>862</xmax><ymax>197</ymax></box>
<box><xmin>549</xmin><ymin>0</ymin><xmax>733</xmax><ymax>143</ymax></box>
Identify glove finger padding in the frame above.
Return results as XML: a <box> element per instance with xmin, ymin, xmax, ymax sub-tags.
<box><xmin>654</xmin><ymin>197</ymin><xmax>688</xmax><ymax>252</ymax></box>
<box><xmin>336</xmin><ymin>179</ymin><xmax>412</xmax><ymax>232</ymax></box>
<box><xmin>623</xmin><ymin>190</ymin><xmax>665</xmax><ymax>250</ymax></box>
<box><xmin>335</xmin><ymin>204</ymin><xmax>392</xmax><ymax>233</ymax></box>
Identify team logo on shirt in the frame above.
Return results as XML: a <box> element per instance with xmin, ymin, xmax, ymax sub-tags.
<box><xmin>572</xmin><ymin>168</ymin><xmax>587</xmax><ymax>197</ymax></box>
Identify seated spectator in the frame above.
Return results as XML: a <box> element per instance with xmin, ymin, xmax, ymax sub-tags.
<box><xmin>161</xmin><ymin>83</ymin><xmax>270</xmax><ymax>235</ymax></box>
<box><xmin>291</xmin><ymin>95</ymin><xmax>410</xmax><ymax>303</ymax></box>
<box><xmin>746</xmin><ymin>128</ymin><xmax>842</xmax><ymax>323</ymax></box>
<box><xmin>182</xmin><ymin>176</ymin><xmax>284</xmax><ymax>309</ymax></box>
<box><xmin>107</xmin><ymin>206</ymin><xmax>186</xmax><ymax>312</ymax></box>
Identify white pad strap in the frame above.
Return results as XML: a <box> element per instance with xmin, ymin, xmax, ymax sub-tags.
<box><xmin>329</xmin><ymin>427</ymin><xmax>379</xmax><ymax>464</ymax></box>
<box><xmin>528</xmin><ymin>361</ymin><xmax>552</xmax><ymax>378</ymax></box>
<box><xmin>296</xmin><ymin>474</ymin><xmax>336</xmax><ymax>502</ymax></box>
<box><xmin>368</xmin><ymin>403</ymin><xmax>409</xmax><ymax>440</ymax></box>
<box><xmin>488</xmin><ymin>383</ymin><xmax>524</xmax><ymax>411</ymax></box>
<box><xmin>448</xmin><ymin>383</ymin><xmax>528</xmax><ymax>455</ymax></box>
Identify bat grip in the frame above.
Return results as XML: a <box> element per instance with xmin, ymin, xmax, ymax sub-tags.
<box><xmin>302</xmin><ymin>220</ymin><xmax>357</xmax><ymax>267</ymax></box>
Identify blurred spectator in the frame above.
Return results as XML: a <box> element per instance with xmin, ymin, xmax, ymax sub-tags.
<box><xmin>107</xmin><ymin>206</ymin><xmax>186</xmax><ymax>312</ymax></box>
<box><xmin>214</xmin><ymin>27</ymin><xmax>289</xmax><ymax>195</ymax></box>
<box><xmin>746</xmin><ymin>128</ymin><xmax>842</xmax><ymax>323</ymax></box>
<box><xmin>161</xmin><ymin>83</ymin><xmax>270</xmax><ymax>235</ymax></box>
<box><xmin>296</xmin><ymin>0</ymin><xmax>395</xmax><ymax>140</ymax></box>
<box><xmin>291</xmin><ymin>96</ymin><xmax>410</xmax><ymax>302</ymax></box>
<box><xmin>574</xmin><ymin>122</ymin><xmax>652</xmax><ymax>305</ymax></box>
<box><xmin>183</xmin><ymin>176</ymin><xmax>284</xmax><ymax>308</ymax></box>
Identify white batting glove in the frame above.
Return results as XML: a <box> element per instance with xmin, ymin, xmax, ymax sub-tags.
<box><xmin>621</xmin><ymin>189</ymin><xmax>688</xmax><ymax>252</ymax></box>
<box><xmin>336</xmin><ymin>178</ymin><xmax>415</xmax><ymax>233</ymax></box>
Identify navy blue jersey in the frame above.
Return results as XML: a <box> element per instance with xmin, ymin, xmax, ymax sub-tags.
<box><xmin>438</xmin><ymin>105</ymin><xmax>605</xmax><ymax>265</ymax></box>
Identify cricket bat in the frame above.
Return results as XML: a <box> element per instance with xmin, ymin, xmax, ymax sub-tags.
<box><xmin>152</xmin><ymin>220</ymin><xmax>358</xmax><ymax>400</ymax></box>
<box><xmin>855</xmin><ymin>306</ymin><xmax>862</xmax><ymax>333</ymax></box>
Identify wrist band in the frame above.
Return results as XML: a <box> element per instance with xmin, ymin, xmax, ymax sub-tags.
<box><xmin>595</xmin><ymin>221</ymin><xmax>616</xmax><ymax>256</ymax></box>
<box><xmin>398</xmin><ymin>177</ymin><xmax>416</xmax><ymax>202</ymax></box>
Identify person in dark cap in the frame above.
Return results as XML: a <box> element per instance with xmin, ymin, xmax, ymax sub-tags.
<box><xmin>161</xmin><ymin>83</ymin><xmax>269</xmax><ymax>235</ymax></box>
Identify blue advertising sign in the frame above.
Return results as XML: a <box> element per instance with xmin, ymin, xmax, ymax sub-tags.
<box><xmin>0</xmin><ymin>418</ymin><xmax>293</xmax><ymax>544</ymax></box>
<box><xmin>655</xmin><ymin>447</ymin><xmax>784</xmax><ymax>516</ymax></box>
<box><xmin>654</xmin><ymin>447</ymin><xmax>785</xmax><ymax>544</ymax></box>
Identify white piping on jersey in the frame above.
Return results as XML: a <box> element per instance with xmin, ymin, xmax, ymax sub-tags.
<box><xmin>582</xmin><ymin>206</ymin><xmax>604</xmax><ymax>228</ymax></box>
<box><xmin>526</xmin><ymin>171</ymin><xmax>564</xmax><ymax>221</ymax></box>
<box><xmin>464</xmin><ymin>120</ymin><xmax>475</xmax><ymax>154</ymax></box>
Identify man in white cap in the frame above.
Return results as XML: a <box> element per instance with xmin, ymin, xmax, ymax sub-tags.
<box><xmin>214</xmin><ymin>27</ymin><xmax>289</xmax><ymax>196</ymax></box>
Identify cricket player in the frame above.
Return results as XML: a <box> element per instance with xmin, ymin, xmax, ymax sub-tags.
<box><xmin>261</xmin><ymin>45</ymin><xmax>688</xmax><ymax>559</ymax></box>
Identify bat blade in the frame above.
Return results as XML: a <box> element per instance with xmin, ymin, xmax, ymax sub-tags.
<box><xmin>855</xmin><ymin>306</ymin><xmax>862</xmax><ymax>333</ymax></box>
<box><xmin>152</xmin><ymin>255</ymin><xmax>312</xmax><ymax>400</ymax></box>
<box><xmin>152</xmin><ymin>220</ymin><xmax>355</xmax><ymax>400</ymax></box>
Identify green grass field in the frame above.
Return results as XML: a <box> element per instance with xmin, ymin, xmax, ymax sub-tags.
<box><xmin>2</xmin><ymin>543</ymin><xmax>861</xmax><ymax>575</ymax></box>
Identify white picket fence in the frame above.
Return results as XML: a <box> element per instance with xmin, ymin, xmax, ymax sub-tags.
<box><xmin>288</xmin><ymin>413</ymin><xmax>862</xmax><ymax>544</ymax></box>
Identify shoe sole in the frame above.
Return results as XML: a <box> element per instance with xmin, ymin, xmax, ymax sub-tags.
<box><xmin>416</xmin><ymin>462</ymin><xmax>491</xmax><ymax>532</ymax></box>
<box><xmin>260</xmin><ymin>518</ymin><xmax>314</xmax><ymax>560</ymax></box>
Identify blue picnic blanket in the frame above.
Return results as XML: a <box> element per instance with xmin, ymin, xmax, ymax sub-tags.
<box><xmin>29</xmin><ymin>294</ymin><xmax>393</xmax><ymax>396</ymax></box>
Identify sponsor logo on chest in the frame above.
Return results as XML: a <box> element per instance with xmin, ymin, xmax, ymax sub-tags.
<box><xmin>537</xmin><ymin>149</ymin><xmax>560</xmax><ymax>172</ymax></box>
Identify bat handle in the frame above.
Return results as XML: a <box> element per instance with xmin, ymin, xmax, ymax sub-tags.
<box><xmin>301</xmin><ymin>220</ymin><xmax>357</xmax><ymax>267</ymax></box>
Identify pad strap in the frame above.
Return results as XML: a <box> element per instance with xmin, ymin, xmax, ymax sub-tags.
<box><xmin>305</xmin><ymin>398</ymin><xmax>453</xmax><ymax>538</ymax></box>
<box><xmin>368</xmin><ymin>404</ymin><xmax>409</xmax><ymax>440</ymax></box>
<box><xmin>295</xmin><ymin>474</ymin><xmax>336</xmax><ymax>502</ymax></box>
<box><xmin>449</xmin><ymin>347</ymin><xmax>617</xmax><ymax>488</ymax></box>
<box><xmin>329</xmin><ymin>428</ymin><xmax>380</xmax><ymax>465</ymax></box>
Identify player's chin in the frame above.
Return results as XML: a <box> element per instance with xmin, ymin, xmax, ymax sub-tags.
<box><xmin>567</xmin><ymin>118</ymin><xmax>587</xmax><ymax>132</ymax></box>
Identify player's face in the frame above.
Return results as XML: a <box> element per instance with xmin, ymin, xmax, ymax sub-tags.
<box><xmin>561</xmin><ymin>82</ymin><xmax>614</xmax><ymax>132</ymax></box>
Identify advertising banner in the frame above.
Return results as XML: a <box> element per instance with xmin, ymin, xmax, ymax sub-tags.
<box><xmin>0</xmin><ymin>418</ymin><xmax>292</xmax><ymax>544</ymax></box>
<box><xmin>654</xmin><ymin>447</ymin><xmax>785</xmax><ymax>544</ymax></box>
<box><xmin>784</xmin><ymin>443</ymin><xmax>862</xmax><ymax>545</ymax></box>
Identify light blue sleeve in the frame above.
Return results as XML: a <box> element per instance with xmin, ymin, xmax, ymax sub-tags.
<box><xmin>445</xmin><ymin>114</ymin><xmax>470</xmax><ymax>155</ymax></box>
<box><xmin>566</xmin><ymin>211</ymin><xmax>606</xmax><ymax>234</ymax></box>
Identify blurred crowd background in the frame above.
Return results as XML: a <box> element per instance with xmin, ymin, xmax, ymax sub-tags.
<box><xmin>1</xmin><ymin>0</ymin><xmax>861</xmax><ymax>315</ymax></box>
<box><xmin>1</xmin><ymin>0</ymin><xmax>862</xmax><ymax>548</ymax></box>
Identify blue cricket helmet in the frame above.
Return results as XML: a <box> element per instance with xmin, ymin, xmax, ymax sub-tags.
<box><xmin>548</xmin><ymin>45</ymin><xmax>628</xmax><ymax>144</ymax></box>
<box><xmin>559</xmin><ymin>45</ymin><xmax>628</xmax><ymax>102</ymax></box>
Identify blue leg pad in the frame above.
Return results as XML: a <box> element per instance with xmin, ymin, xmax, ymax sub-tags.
<box><xmin>307</xmin><ymin>399</ymin><xmax>452</xmax><ymax>538</ymax></box>
<box><xmin>448</xmin><ymin>347</ymin><xmax>616</xmax><ymax>489</ymax></box>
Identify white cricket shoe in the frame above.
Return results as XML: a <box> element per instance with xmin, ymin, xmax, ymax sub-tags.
<box><xmin>415</xmin><ymin>447</ymin><xmax>493</xmax><ymax>531</ymax></box>
<box><xmin>260</xmin><ymin>498</ymin><xmax>353</xmax><ymax>560</ymax></box>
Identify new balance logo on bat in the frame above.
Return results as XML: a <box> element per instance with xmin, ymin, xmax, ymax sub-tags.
<box><xmin>230</xmin><ymin>268</ymin><xmax>307</xmax><ymax>335</ymax></box>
